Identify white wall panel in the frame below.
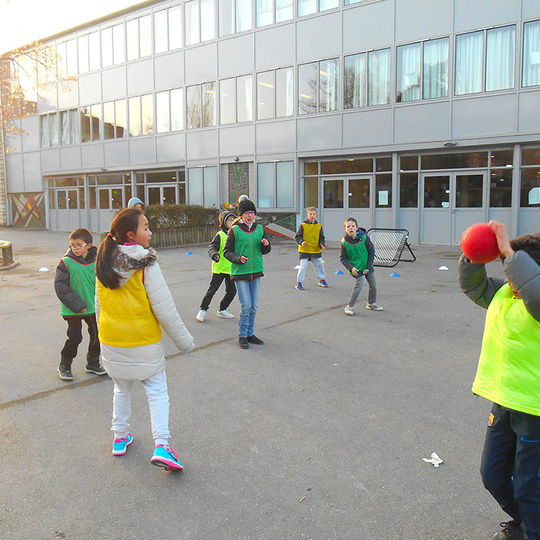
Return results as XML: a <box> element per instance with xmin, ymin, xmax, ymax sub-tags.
<box><xmin>255</xmin><ymin>24</ymin><xmax>295</xmax><ymax>71</ymax></box>
<box><xmin>297</xmin><ymin>115</ymin><xmax>341</xmax><ymax>151</ymax></box>
<box><xmin>395</xmin><ymin>0</ymin><xmax>452</xmax><ymax>43</ymax></box>
<box><xmin>102</xmin><ymin>67</ymin><xmax>126</xmax><ymax>102</ymax></box>
<box><xmin>127</xmin><ymin>59</ymin><xmax>154</xmax><ymax>96</ymax></box>
<box><xmin>104</xmin><ymin>140</ymin><xmax>130</xmax><ymax>167</ymax></box>
<box><xmin>5</xmin><ymin>154</ymin><xmax>24</xmax><ymax>192</ymax></box>
<box><xmin>219</xmin><ymin>125</ymin><xmax>255</xmax><ymax>157</ymax></box>
<box><xmin>343</xmin><ymin>1</ymin><xmax>393</xmax><ymax>54</ymax></box>
<box><xmin>185</xmin><ymin>43</ymin><xmax>217</xmax><ymax>85</ymax></box>
<box><xmin>297</xmin><ymin>12</ymin><xmax>341</xmax><ymax>63</ymax></box>
<box><xmin>342</xmin><ymin>108</ymin><xmax>393</xmax><ymax>148</ymax></box>
<box><xmin>219</xmin><ymin>35</ymin><xmax>253</xmax><ymax>79</ymax></box>
<box><xmin>81</xmin><ymin>144</ymin><xmax>104</xmax><ymax>169</ymax></box>
<box><xmin>79</xmin><ymin>72</ymin><xmax>102</xmax><ymax>105</ymax></box>
<box><xmin>156</xmin><ymin>133</ymin><xmax>185</xmax><ymax>162</ymax></box>
<box><xmin>154</xmin><ymin>51</ymin><xmax>184</xmax><ymax>90</ymax></box>
<box><xmin>60</xmin><ymin>147</ymin><xmax>82</xmax><ymax>170</ymax></box>
<box><xmin>256</xmin><ymin>120</ymin><xmax>296</xmax><ymax>154</ymax></box>
<box><xmin>186</xmin><ymin>130</ymin><xmax>218</xmax><ymax>160</ymax></box>
<box><xmin>22</xmin><ymin>152</ymin><xmax>42</xmax><ymax>191</ymax></box>
<box><xmin>128</xmin><ymin>138</ymin><xmax>156</xmax><ymax>164</ymax></box>
<box><xmin>395</xmin><ymin>102</ymin><xmax>450</xmax><ymax>144</ymax></box>
<box><xmin>454</xmin><ymin>0</ymin><xmax>520</xmax><ymax>32</ymax></box>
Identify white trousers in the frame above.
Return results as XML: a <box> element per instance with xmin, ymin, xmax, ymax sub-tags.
<box><xmin>297</xmin><ymin>257</ymin><xmax>326</xmax><ymax>282</ymax></box>
<box><xmin>111</xmin><ymin>369</ymin><xmax>170</xmax><ymax>447</ymax></box>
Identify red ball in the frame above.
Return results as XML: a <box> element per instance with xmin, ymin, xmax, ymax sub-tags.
<box><xmin>460</xmin><ymin>223</ymin><xmax>500</xmax><ymax>263</ymax></box>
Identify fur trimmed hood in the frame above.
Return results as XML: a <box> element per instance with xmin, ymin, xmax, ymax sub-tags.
<box><xmin>112</xmin><ymin>244</ymin><xmax>158</xmax><ymax>286</ymax></box>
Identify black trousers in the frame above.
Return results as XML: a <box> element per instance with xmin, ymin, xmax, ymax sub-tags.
<box><xmin>60</xmin><ymin>314</ymin><xmax>100</xmax><ymax>366</ymax></box>
<box><xmin>200</xmin><ymin>273</ymin><xmax>236</xmax><ymax>311</ymax></box>
<box><xmin>480</xmin><ymin>403</ymin><xmax>540</xmax><ymax>540</ymax></box>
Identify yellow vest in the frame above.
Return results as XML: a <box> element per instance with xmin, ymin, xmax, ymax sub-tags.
<box><xmin>298</xmin><ymin>222</ymin><xmax>322</xmax><ymax>254</ymax></box>
<box><xmin>97</xmin><ymin>269</ymin><xmax>162</xmax><ymax>347</ymax></box>
<box><xmin>472</xmin><ymin>283</ymin><xmax>540</xmax><ymax>416</ymax></box>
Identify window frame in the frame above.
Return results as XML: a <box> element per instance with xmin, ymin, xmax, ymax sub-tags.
<box><xmin>257</xmin><ymin>160</ymin><xmax>295</xmax><ymax>209</ymax></box>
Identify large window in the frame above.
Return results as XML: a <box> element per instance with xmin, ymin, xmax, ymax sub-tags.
<box><xmin>220</xmin><ymin>75</ymin><xmax>252</xmax><ymax>124</ymax></box>
<box><xmin>81</xmin><ymin>105</ymin><xmax>101</xmax><ymax>142</ymax></box>
<box><xmin>154</xmin><ymin>5</ymin><xmax>183</xmax><ymax>53</ymax></box>
<box><xmin>256</xmin><ymin>0</ymin><xmax>293</xmax><ymax>27</ymax></box>
<box><xmin>299</xmin><ymin>58</ymin><xmax>338</xmax><ymax>114</ymax></box>
<box><xmin>185</xmin><ymin>0</ymin><xmax>216</xmax><ymax>45</ymax></box>
<box><xmin>298</xmin><ymin>0</ymin><xmax>338</xmax><ymax>17</ymax></box>
<box><xmin>128</xmin><ymin>94</ymin><xmax>154</xmax><ymax>137</ymax></box>
<box><xmin>60</xmin><ymin>109</ymin><xmax>80</xmax><ymax>145</ymax></box>
<box><xmin>523</xmin><ymin>20</ymin><xmax>540</xmax><ymax>87</ymax></box>
<box><xmin>257</xmin><ymin>68</ymin><xmax>294</xmax><ymax>119</ymax></box>
<box><xmin>127</xmin><ymin>15</ymin><xmax>152</xmax><ymax>61</ymax></box>
<box><xmin>101</xmin><ymin>24</ymin><xmax>125</xmax><ymax>68</ymax></box>
<box><xmin>156</xmin><ymin>89</ymin><xmax>184</xmax><ymax>133</ymax></box>
<box><xmin>40</xmin><ymin>113</ymin><xmax>58</xmax><ymax>147</ymax></box>
<box><xmin>219</xmin><ymin>0</ymin><xmax>252</xmax><ymax>36</ymax></box>
<box><xmin>56</xmin><ymin>39</ymin><xmax>77</xmax><ymax>77</ymax></box>
<box><xmin>188</xmin><ymin>166</ymin><xmax>218</xmax><ymax>207</ymax></box>
<box><xmin>103</xmin><ymin>99</ymin><xmax>127</xmax><ymax>139</ymax></box>
<box><xmin>257</xmin><ymin>161</ymin><xmax>294</xmax><ymax>208</ymax></box>
<box><xmin>396</xmin><ymin>38</ymin><xmax>448</xmax><ymax>102</ymax></box>
<box><xmin>521</xmin><ymin>147</ymin><xmax>540</xmax><ymax>207</ymax></box>
<box><xmin>187</xmin><ymin>83</ymin><xmax>216</xmax><ymax>128</ymax></box>
<box><xmin>455</xmin><ymin>25</ymin><xmax>515</xmax><ymax>95</ymax></box>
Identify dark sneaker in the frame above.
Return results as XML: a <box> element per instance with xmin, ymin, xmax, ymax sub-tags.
<box><xmin>247</xmin><ymin>335</ymin><xmax>264</xmax><ymax>345</ymax></box>
<box><xmin>239</xmin><ymin>337</ymin><xmax>249</xmax><ymax>349</ymax></box>
<box><xmin>295</xmin><ymin>282</ymin><xmax>304</xmax><ymax>291</ymax></box>
<box><xmin>85</xmin><ymin>364</ymin><xmax>107</xmax><ymax>376</ymax></box>
<box><xmin>57</xmin><ymin>365</ymin><xmax>73</xmax><ymax>381</ymax></box>
<box><xmin>491</xmin><ymin>520</ymin><xmax>525</xmax><ymax>540</ymax></box>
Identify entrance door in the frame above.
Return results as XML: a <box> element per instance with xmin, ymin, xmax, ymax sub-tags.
<box><xmin>147</xmin><ymin>185</ymin><xmax>177</xmax><ymax>206</ymax></box>
<box><xmin>322</xmin><ymin>176</ymin><xmax>373</xmax><ymax>240</ymax></box>
<box><xmin>421</xmin><ymin>172</ymin><xmax>486</xmax><ymax>245</ymax></box>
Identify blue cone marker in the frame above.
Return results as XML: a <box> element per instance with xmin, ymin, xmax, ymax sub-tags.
<box><xmin>186</xmin><ymin>251</ymin><xmax>192</xmax><ymax>255</ymax></box>
<box><xmin>390</xmin><ymin>272</ymin><xmax>400</xmax><ymax>277</ymax></box>
<box><xmin>335</xmin><ymin>270</ymin><xmax>344</xmax><ymax>275</ymax></box>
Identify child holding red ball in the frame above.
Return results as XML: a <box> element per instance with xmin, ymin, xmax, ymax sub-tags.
<box><xmin>458</xmin><ymin>221</ymin><xmax>540</xmax><ymax>540</ymax></box>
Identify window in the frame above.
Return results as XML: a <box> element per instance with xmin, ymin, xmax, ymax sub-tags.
<box><xmin>156</xmin><ymin>89</ymin><xmax>184</xmax><ymax>133</ymax></box>
<box><xmin>128</xmin><ymin>94</ymin><xmax>154</xmax><ymax>136</ymax></box>
<box><xmin>103</xmin><ymin>99</ymin><xmax>127</xmax><ymax>139</ymax></box>
<box><xmin>40</xmin><ymin>113</ymin><xmax>58</xmax><ymax>147</ymax></box>
<box><xmin>220</xmin><ymin>78</ymin><xmax>236</xmax><ymax>124</ymax></box>
<box><xmin>101</xmin><ymin>27</ymin><xmax>114</xmax><ymax>68</ymax></box>
<box><xmin>257</xmin><ymin>71</ymin><xmax>274</xmax><ymax>119</ymax></box>
<box><xmin>56</xmin><ymin>40</ymin><xmax>78</xmax><ymax>77</ymax></box>
<box><xmin>80</xmin><ymin>105</ymin><xmax>101</xmax><ymax>142</ymax></box>
<box><xmin>299</xmin><ymin>58</ymin><xmax>338</xmax><ymax>114</ymax></box>
<box><xmin>237</xmin><ymin>75</ymin><xmax>253</xmax><ymax>122</ymax></box>
<box><xmin>421</xmin><ymin>152</ymin><xmax>488</xmax><ymax>169</ymax></box>
<box><xmin>60</xmin><ymin>109</ymin><xmax>80</xmax><ymax>145</ymax></box>
<box><xmin>113</xmin><ymin>24</ymin><xmax>125</xmax><ymax>65</ymax></box>
<box><xmin>298</xmin><ymin>0</ymin><xmax>337</xmax><ymax>17</ymax></box>
<box><xmin>219</xmin><ymin>0</ymin><xmax>252</xmax><ymax>35</ymax></box>
<box><xmin>344</xmin><ymin>53</ymin><xmax>366</xmax><ymax>108</ymax></box>
<box><xmin>396</xmin><ymin>38</ymin><xmax>449</xmax><ymax>102</ymax></box>
<box><xmin>187</xmin><ymin>83</ymin><xmax>216</xmax><ymax>128</ymax></box>
<box><xmin>102</xmin><ymin>24</ymin><xmax>126</xmax><ymax>66</ymax></box>
<box><xmin>376</xmin><ymin>174</ymin><xmax>392</xmax><ymax>207</ymax></box>
<box><xmin>368</xmin><ymin>48</ymin><xmax>390</xmax><ymax>105</ymax></box>
<box><xmin>523</xmin><ymin>20</ymin><xmax>540</xmax><ymax>87</ymax></box>
<box><xmin>400</xmin><ymin>173</ymin><xmax>418</xmax><ymax>208</ymax></box>
<box><xmin>154</xmin><ymin>9</ymin><xmax>169</xmax><ymax>54</ymax></box>
<box><xmin>257</xmin><ymin>161</ymin><xmax>294</xmax><ymax>208</ymax></box>
<box><xmin>258</xmin><ymin>67</ymin><xmax>294</xmax><ymax>119</ymax></box>
<box><xmin>521</xmin><ymin>146</ymin><xmax>540</xmax><ymax>207</ymax></box>
<box><xmin>89</xmin><ymin>32</ymin><xmax>100</xmax><ymax>71</ymax></box>
<box><xmin>188</xmin><ymin>166</ymin><xmax>218</xmax><ymax>206</ymax></box>
<box><xmin>256</xmin><ymin>0</ymin><xmax>293</xmax><ymax>27</ymax></box>
<box><xmin>185</xmin><ymin>0</ymin><xmax>201</xmax><ymax>45</ymax></box>
<box><xmin>455</xmin><ymin>26</ymin><xmax>515</xmax><ymax>95</ymax></box>
<box><xmin>276</xmin><ymin>67</ymin><xmax>294</xmax><ymax>117</ymax></box>
<box><xmin>489</xmin><ymin>169</ymin><xmax>512</xmax><ymax>207</ymax></box>
<box><xmin>127</xmin><ymin>15</ymin><xmax>152</xmax><ymax>60</ymax></box>
<box><xmin>78</xmin><ymin>35</ymin><xmax>89</xmax><ymax>73</ymax></box>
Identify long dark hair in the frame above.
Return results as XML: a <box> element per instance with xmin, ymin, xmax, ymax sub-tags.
<box><xmin>96</xmin><ymin>208</ymin><xmax>142</xmax><ymax>289</ymax></box>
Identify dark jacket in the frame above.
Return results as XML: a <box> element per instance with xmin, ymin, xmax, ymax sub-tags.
<box><xmin>208</xmin><ymin>215</ymin><xmax>234</xmax><ymax>262</ymax></box>
<box><xmin>340</xmin><ymin>228</ymin><xmax>375</xmax><ymax>273</ymax></box>
<box><xmin>458</xmin><ymin>250</ymin><xmax>540</xmax><ymax>322</ymax></box>
<box><xmin>295</xmin><ymin>220</ymin><xmax>325</xmax><ymax>259</ymax></box>
<box><xmin>54</xmin><ymin>246</ymin><xmax>98</xmax><ymax>316</ymax></box>
<box><xmin>223</xmin><ymin>221</ymin><xmax>271</xmax><ymax>280</ymax></box>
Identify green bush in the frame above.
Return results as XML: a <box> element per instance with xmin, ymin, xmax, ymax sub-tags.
<box><xmin>145</xmin><ymin>204</ymin><xmax>219</xmax><ymax>230</ymax></box>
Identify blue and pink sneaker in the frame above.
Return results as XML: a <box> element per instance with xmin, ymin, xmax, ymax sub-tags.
<box><xmin>150</xmin><ymin>445</ymin><xmax>184</xmax><ymax>471</ymax></box>
<box><xmin>112</xmin><ymin>433</ymin><xmax>133</xmax><ymax>456</ymax></box>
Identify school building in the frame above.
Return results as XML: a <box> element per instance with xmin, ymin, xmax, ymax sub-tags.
<box><xmin>2</xmin><ymin>0</ymin><xmax>540</xmax><ymax>243</ymax></box>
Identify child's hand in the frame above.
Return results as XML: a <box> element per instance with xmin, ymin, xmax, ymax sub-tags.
<box><xmin>240</xmin><ymin>255</ymin><xmax>248</xmax><ymax>263</ymax></box>
<box><xmin>301</xmin><ymin>241</ymin><xmax>307</xmax><ymax>247</ymax></box>
<box><xmin>213</xmin><ymin>254</ymin><xmax>220</xmax><ymax>262</ymax></box>
<box><xmin>261</xmin><ymin>238</ymin><xmax>269</xmax><ymax>247</ymax></box>
<box><xmin>320</xmin><ymin>244</ymin><xmax>325</xmax><ymax>251</ymax></box>
<box><xmin>488</xmin><ymin>220</ymin><xmax>514</xmax><ymax>258</ymax></box>
<box><xmin>351</xmin><ymin>268</ymin><xmax>359</xmax><ymax>277</ymax></box>
<box><xmin>363</xmin><ymin>269</ymin><xmax>369</xmax><ymax>275</ymax></box>
<box><xmin>80</xmin><ymin>307</ymin><xmax>87</xmax><ymax>313</ymax></box>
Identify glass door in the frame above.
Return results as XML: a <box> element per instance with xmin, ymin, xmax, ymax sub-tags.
<box><xmin>421</xmin><ymin>174</ymin><xmax>451</xmax><ymax>244</ymax></box>
<box><xmin>452</xmin><ymin>172</ymin><xmax>487</xmax><ymax>244</ymax></box>
<box><xmin>322</xmin><ymin>179</ymin><xmax>344</xmax><ymax>240</ymax></box>
<box><xmin>347</xmin><ymin>177</ymin><xmax>373</xmax><ymax>232</ymax></box>
<box><xmin>147</xmin><ymin>185</ymin><xmax>178</xmax><ymax>206</ymax></box>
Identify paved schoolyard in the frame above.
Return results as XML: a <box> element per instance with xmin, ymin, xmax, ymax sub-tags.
<box><xmin>0</xmin><ymin>228</ymin><xmax>509</xmax><ymax>539</ymax></box>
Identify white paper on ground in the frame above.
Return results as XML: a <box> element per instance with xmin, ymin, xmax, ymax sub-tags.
<box><xmin>422</xmin><ymin>452</ymin><xmax>443</xmax><ymax>467</ymax></box>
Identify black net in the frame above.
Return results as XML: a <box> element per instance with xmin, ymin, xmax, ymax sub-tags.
<box><xmin>366</xmin><ymin>228</ymin><xmax>416</xmax><ymax>267</ymax></box>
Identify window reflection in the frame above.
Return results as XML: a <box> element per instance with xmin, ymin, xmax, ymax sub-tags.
<box><xmin>324</xmin><ymin>180</ymin><xmax>344</xmax><ymax>208</ymax></box>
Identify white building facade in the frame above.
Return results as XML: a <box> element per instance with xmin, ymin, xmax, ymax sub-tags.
<box><xmin>4</xmin><ymin>0</ymin><xmax>540</xmax><ymax>242</ymax></box>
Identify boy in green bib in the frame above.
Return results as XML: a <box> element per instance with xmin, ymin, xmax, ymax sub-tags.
<box><xmin>54</xmin><ymin>228</ymin><xmax>105</xmax><ymax>381</ymax></box>
<box><xmin>340</xmin><ymin>217</ymin><xmax>383</xmax><ymax>316</ymax></box>
<box><xmin>459</xmin><ymin>221</ymin><xmax>540</xmax><ymax>540</ymax></box>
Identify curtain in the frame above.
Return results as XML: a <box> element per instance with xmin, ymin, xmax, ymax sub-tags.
<box><xmin>275</xmin><ymin>0</ymin><xmax>293</xmax><ymax>22</ymax></box>
<box><xmin>237</xmin><ymin>75</ymin><xmax>253</xmax><ymax>122</ymax></box>
<box><xmin>486</xmin><ymin>26</ymin><xmax>515</xmax><ymax>91</ymax></box>
<box><xmin>455</xmin><ymin>31</ymin><xmax>483</xmax><ymax>95</ymax></box>
<box><xmin>368</xmin><ymin>49</ymin><xmax>390</xmax><ymax>105</ymax></box>
<box><xmin>257</xmin><ymin>0</ymin><xmax>274</xmax><ymax>26</ymax></box>
<box><xmin>185</xmin><ymin>1</ymin><xmax>200</xmax><ymax>45</ymax></box>
<box><xmin>344</xmin><ymin>53</ymin><xmax>365</xmax><ymax>108</ymax></box>
<box><xmin>397</xmin><ymin>43</ymin><xmax>420</xmax><ymax>102</ymax></box>
<box><xmin>423</xmin><ymin>38</ymin><xmax>448</xmax><ymax>99</ymax></box>
<box><xmin>201</xmin><ymin>0</ymin><xmax>216</xmax><ymax>41</ymax></box>
<box><xmin>523</xmin><ymin>20</ymin><xmax>540</xmax><ymax>87</ymax></box>
<box><xmin>320</xmin><ymin>59</ymin><xmax>338</xmax><ymax>112</ymax></box>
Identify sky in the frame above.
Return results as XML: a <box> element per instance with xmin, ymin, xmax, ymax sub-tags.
<box><xmin>0</xmin><ymin>0</ymin><xmax>144</xmax><ymax>54</ymax></box>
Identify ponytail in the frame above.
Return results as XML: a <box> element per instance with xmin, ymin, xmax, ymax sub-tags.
<box><xmin>96</xmin><ymin>208</ymin><xmax>142</xmax><ymax>289</ymax></box>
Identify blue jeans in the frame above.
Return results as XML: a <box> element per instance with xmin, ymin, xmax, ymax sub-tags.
<box><xmin>297</xmin><ymin>256</ymin><xmax>326</xmax><ymax>282</ymax></box>
<box><xmin>480</xmin><ymin>403</ymin><xmax>540</xmax><ymax>540</ymax></box>
<box><xmin>235</xmin><ymin>278</ymin><xmax>260</xmax><ymax>338</ymax></box>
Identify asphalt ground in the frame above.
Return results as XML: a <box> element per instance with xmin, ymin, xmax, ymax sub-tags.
<box><xmin>0</xmin><ymin>228</ymin><xmax>510</xmax><ymax>539</ymax></box>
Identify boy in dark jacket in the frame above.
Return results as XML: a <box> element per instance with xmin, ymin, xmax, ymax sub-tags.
<box><xmin>459</xmin><ymin>221</ymin><xmax>540</xmax><ymax>540</ymax></box>
<box><xmin>340</xmin><ymin>217</ymin><xmax>383</xmax><ymax>316</ymax></box>
<box><xmin>54</xmin><ymin>228</ymin><xmax>105</xmax><ymax>380</ymax></box>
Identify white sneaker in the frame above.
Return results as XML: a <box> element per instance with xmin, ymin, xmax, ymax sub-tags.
<box><xmin>196</xmin><ymin>309</ymin><xmax>207</xmax><ymax>322</ymax></box>
<box><xmin>366</xmin><ymin>303</ymin><xmax>383</xmax><ymax>311</ymax></box>
<box><xmin>344</xmin><ymin>305</ymin><xmax>354</xmax><ymax>316</ymax></box>
<box><xmin>217</xmin><ymin>309</ymin><xmax>234</xmax><ymax>319</ymax></box>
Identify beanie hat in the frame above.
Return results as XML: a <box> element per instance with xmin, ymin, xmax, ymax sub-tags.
<box><xmin>237</xmin><ymin>198</ymin><xmax>256</xmax><ymax>215</ymax></box>
<box><xmin>127</xmin><ymin>197</ymin><xmax>145</xmax><ymax>209</ymax></box>
<box><xmin>220</xmin><ymin>211</ymin><xmax>236</xmax><ymax>231</ymax></box>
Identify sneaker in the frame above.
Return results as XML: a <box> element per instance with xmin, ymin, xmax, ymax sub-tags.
<box><xmin>491</xmin><ymin>520</ymin><xmax>525</xmax><ymax>540</ymax></box>
<box><xmin>85</xmin><ymin>364</ymin><xmax>107</xmax><ymax>375</ymax></box>
<box><xmin>196</xmin><ymin>309</ymin><xmax>207</xmax><ymax>322</ymax></box>
<box><xmin>150</xmin><ymin>445</ymin><xmax>184</xmax><ymax>471</ymax></box>
<box><xmin>366</xmin><ymin>303</ymin><xmax>384</xmax><ymax>311</ymax></box>
<box><xmin>247</xmin><ymin>335</ymin><xmax>264</xmax><ymax>345</ymax></box>
<box><xmin>295</xmin><ymin>282</ymin><xmax>304</xmax><ymax>291</ymax></box>
<box><xmin>112</xmin><ymin>433</ymin><xmax>133</xmax><ymax>456</ymax></box>
<box><xmin>217</xmin><ymin>309</ymin><xmax>234</xmax><ymax>319</ymax></box>
<box><xmin>318</xmin><ymin>279</ymin><xmax>329</xmax><ymax>288</ymax></box>
<box><xmin>239</xmin><ymin>337</ymin><xmax>249</xmax><ymax>349</ymax></box>
<box><xmin>57</xmin><ymin>365</ymin><xmax>73</xmax><ymax>381</ymax></box>
<box><xmin>344</xmin><ymin>305</ymin><xmax>354</xmax><ymax>316</ymax></box>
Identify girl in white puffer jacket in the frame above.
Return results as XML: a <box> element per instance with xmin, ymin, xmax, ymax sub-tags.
<box><xmin>96</xmin><ymin>208</ymin><xmax>194</xmax><ymax>471</ymax></box>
